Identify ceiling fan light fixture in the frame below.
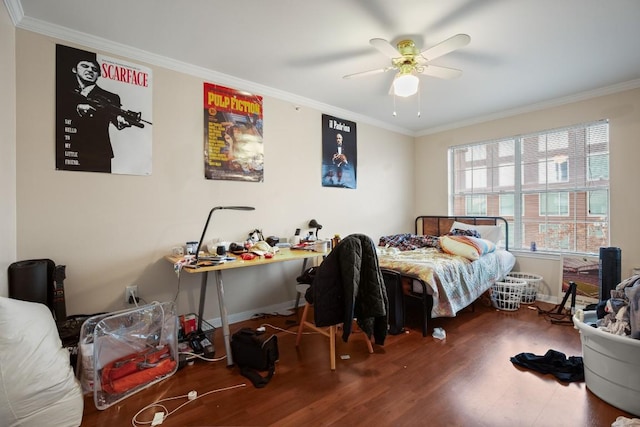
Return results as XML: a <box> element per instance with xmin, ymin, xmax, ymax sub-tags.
<box><xmin>393</xmin><ymin>73</ymin><xmax>419</xmax><ymax>97</ymax></box>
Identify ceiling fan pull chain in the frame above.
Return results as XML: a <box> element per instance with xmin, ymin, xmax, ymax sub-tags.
<box><xmin>392</xmin><ymin>93</ymin><xmax>397</xmax><ymax>117</ymax></box>
<box><xmin>417</xmin><ymin>90</ymin><xmax>421</xmax><ymax>117</ymax></box>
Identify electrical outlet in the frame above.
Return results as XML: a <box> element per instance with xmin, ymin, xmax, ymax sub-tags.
<box><xmin>125</xmin><ymin>285</ymin><xmax>138</xmax><ymax>304</ymax></box>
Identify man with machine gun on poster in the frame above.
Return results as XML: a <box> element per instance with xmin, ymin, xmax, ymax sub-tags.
<box><xmin>56</xmin><ymin>44</ymin><xmax>152</xmax><ymax>174</ymax></box>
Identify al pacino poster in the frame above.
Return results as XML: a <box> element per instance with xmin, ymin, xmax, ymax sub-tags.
<box><xmin>322</xmin><ymin>114</ymin><xmax>357</xmax><ymax>189</ymax></box>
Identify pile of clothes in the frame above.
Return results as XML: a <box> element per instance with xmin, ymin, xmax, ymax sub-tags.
<box><xmin>595</xmin><ymin>274</ymin><xmax>640</xmax><ymax>339</ymax></box>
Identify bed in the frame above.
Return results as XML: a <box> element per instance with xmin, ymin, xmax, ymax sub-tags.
<box><xmin>378</xmin><ymin>216</ymin><xmax>516</xmax><ymax>336</ymax></box>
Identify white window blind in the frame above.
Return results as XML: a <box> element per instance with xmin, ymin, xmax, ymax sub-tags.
<box><xmin>449</xmin><ymin>120</ymin><xmax>609</xmax><ymax>254</ymax></box>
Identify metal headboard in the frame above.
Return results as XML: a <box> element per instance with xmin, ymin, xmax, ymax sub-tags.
<box><xmin>415</xmin><ymin>215</ymin><xmax>509</xmax><ymax>251</ymax></box>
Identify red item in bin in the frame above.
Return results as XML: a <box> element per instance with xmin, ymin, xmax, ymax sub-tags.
<box><xmin>101</xmin><ymin>345</ymin><xmax>176</xmax><ymax>394</ymax></box>
<box><xmin>179</xmin><ymin>314</ymin><xmax>197</xmax><ymax>335</ymax></box>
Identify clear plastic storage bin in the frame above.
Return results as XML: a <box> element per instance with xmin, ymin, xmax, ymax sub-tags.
<box><xmin>78</xmin><ymin>302</ymin><xmax>178</xmax><ymax>410</ymax></box>
<box><xmin>573</xmin><ymin>311</ymin><xmax>640</xmax><ymax>416</ymax></box>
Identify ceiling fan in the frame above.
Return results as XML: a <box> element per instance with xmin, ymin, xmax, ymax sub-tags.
<box><xmin>343</xmin><ymin>34</ymin><xmax>471</xmax><ymax>97</ymax></box>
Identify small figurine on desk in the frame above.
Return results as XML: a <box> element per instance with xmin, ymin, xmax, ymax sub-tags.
<box><xmin>291</xmin><ymin>228</ymin><xmax>301</xmax><ymax>245</ymax></box>
<box><xmin>248</xmin><ymin>229</ymin><xmax>263</xmax><ymax>243</ymax></box>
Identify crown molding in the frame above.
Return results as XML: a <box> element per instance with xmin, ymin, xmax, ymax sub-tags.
<box><xmin>9</xmin><ymin>7</ymin><xmax>414</xmax><ymax>137</ymax></box>
<box><xmin>13</xmin><ymin>1</ymin><xmax>636</xmax><ymax>139</ymax></box>
<box><xmin>4</xmin><ymin>0</ymin><xmax>24</xmax><ymax>26</ymax></box>
<box><xmin>417</xmin><ymin>78</ymin><xmax>640</xmax><ymax>137</ymax></box>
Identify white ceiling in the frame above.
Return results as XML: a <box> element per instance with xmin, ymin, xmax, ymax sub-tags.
<box><xmin>8</xmin><ymin>0</ymin><xmax>640</xmax><ymax>135</ymax></box>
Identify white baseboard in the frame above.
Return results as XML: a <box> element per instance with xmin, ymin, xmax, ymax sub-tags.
<box><xmin>534</xmin><ymin>293</ymin><xmax>596</xmax><ymax>310</ymax></box>
<box><xmin>204</xmin><ymin>298</ymin><xmax>302</xmax><ymax>329</ymax></box>
<box><xmin>204</xmin><ymin>293</ymin><xmax>574</xmax><ymax>330</ymax></box>
<box><xmin>535</xmin><ymin>293</ymin><xmax>558</xmax><ymax>304</ymax></box>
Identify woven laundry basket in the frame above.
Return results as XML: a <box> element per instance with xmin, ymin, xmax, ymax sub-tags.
<box><xmin>506</xmin><ymin>272</ymin><xmax>543</xmax><ymax>304</ymax></box>
<box><xmin>491</xmin><ymin>278</ymin><xmax>527</xmax><ymax>311</ymax></box>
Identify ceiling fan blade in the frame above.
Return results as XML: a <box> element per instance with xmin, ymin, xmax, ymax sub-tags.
<box><xmin>343</xmin><ymin>66</ymin><xmax>394</xmax><ymax>79</ymax></box>
<box><xmin>420</xmin><ymin>33</ymin><xmax>470</xmax><ymax>61</ymax></box>
<box><xmin>370</xmin><ymin>38</ymin><xmax>401</xmax><ymax>58</ymax></box>
<box><xmin>419</xmin><ymin>65</ymin><xmax>463</xmax><ymax>79</ymax></box>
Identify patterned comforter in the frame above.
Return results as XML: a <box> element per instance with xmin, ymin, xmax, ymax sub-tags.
<box><xmin>377</xmin><ymin>247</ymin><xmax>515</xmax><ymax>318</ymax></box>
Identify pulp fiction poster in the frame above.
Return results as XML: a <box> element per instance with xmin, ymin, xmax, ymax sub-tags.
<box><xmin>203</xmin><ymin>83</ymin><xmax>264</xmax><ymax>182</ymax></box>
<box><xmin>322</xmin><ymin>114</ymin><xmax>357</xmax><ymax>189</ymax></box>
<box><xmin>55</xmin><ymin>44</ymin><xmax>153</xmax><ymax>175</ymax></box>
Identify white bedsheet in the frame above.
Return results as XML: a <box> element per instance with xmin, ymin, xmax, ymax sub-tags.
<box><xmin>378</xmin><ymin>248</ymin><xmax>516</xmax><ymax>318</ymax></box>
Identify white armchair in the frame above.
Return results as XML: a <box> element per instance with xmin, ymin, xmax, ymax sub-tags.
<box><xmin>0</xmin><ymin>296</ymin><xmax>83</xmax><ymax>427</ymax></box>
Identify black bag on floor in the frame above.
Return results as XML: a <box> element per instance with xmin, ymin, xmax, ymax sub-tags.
<box><xmin>231</xmin><ymin>328</ymin><xmax>279</xmax><ymax>388</ymax></box>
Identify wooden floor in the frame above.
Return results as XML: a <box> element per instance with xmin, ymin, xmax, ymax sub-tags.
<box><xmin>80</xmin><ymin>301</ymin><xmax>635</xmax><ymax>426</ymax></box>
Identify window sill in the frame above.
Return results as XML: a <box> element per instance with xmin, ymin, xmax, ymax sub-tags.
<box><xmin>509</xmin><ymin>250</ymin><xmax>559</xmax><ymax>260</ymax></box>
<box><xmin>510</xmin><ymin>250</ymin><xmax>598</xmax><ymax>260</ymax></box>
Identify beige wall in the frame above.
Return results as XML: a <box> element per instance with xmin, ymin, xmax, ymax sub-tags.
<box><xmin>10</xmin><ymin>21</ymin><xmax>639</xmax><ymax>318</ymax></box>
<box><xmin>14</xmin><ymin>30</ymin><xmax>415</xmax><ymax>319</ymax></box>
<box><xmin>415</xmin><ymin>88</ymin><xmax>640</xmax><ymax>301</ymax></box>
<box><xmin>0</xmin><ymin>4</ymin><xmax>16</xmax><ymax>297</ymax></box>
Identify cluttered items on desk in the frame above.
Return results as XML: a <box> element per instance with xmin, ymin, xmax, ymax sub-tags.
<box><xmin>291</xmin><ymin>241</ymin><xmax>316</xmax><ymax>250</ymax></box>
<box><xmin>246</xmin><ymin>240</ymin><xmax>279</xmax><ymax>257</ymax></box>
<box><xmin>292</xmin><ymin>239</ymin><xmax>330</xmax><ymax>253</ymax></box>
<box><xmin>174</xmin><ymin>240</ymin><xmax>280</xmax><ymax>271</ymax></box>
<box><xmin>290</xmin><ymin>221</ymin><xmax>335</xmax><ymax>253</ymax></box>
<box><xmin>182</xmin><ymin>254</ymin><xmax>236</xmax><ymax>269</ymax></box>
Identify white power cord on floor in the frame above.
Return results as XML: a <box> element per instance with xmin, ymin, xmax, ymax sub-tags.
<box><xmin>178</xmin><ymin>351</ymin><xmax>227</xmax><ymax>362</ymax></box>
<box><xmin>131</xmin><ymin>383</ymin><xmax>246</xmax><ymax>426</ymax></box>
<box><xmin>260</xmin><ymin>322</ymin><xmax>319</xmax><ymax>335</ymax></box>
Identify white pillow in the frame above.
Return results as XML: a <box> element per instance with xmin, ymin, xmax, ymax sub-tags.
<box><xmin>0</xmin><ymin>297</ymin><xmax>83</xmax><ymax>427</ymax></box>
<box><xmin>450</xmin><ymin>221</ymin><xmax>504</xmax><ymax>244</ymax></box>
<box><xmin>440</xmin><ymin>235</ymin><xmax>496</xmax><ymax>261</ymax></box>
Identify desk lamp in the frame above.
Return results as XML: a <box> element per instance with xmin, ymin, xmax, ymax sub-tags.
<box><xmin>308</xmin><ymin>219</ymin><xmax>323</xmax><ymax>240</ymax></box>
<box><xmin>194</xmin><ymin>206</ymin><xmax>255</xmax><ymax>264</ymax></box>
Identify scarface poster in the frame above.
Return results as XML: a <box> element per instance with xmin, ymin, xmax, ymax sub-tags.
<box><xmin>56</xmin><ymin>44</ymin><xmax>153</xmax><ymax>175</ymax></box>
<box><xmin>322</xmin><ymin>114</ymin><xmax>357</xmax><ymax>189</ymax></box>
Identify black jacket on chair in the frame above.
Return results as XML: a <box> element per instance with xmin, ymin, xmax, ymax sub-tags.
<box><xmin>305</xmin><ymin>234</ymin><xmax>388</xmax><ymax>345</ymax></box>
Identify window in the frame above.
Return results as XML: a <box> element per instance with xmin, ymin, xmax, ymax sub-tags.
<box><xmin>588</xmin><ymin>154</ymin><xmax>609</xmax><ymax>181</ymax></box>
<box><xmin>538</xmin><ymin>224</ymin><xmax>571</xmax><ymax>251</ymax></box>
<box><xmin>588</xmin><ymin>190</ymin><xmax>608</xmax><ymax>216</ymax></box>
<box><xmin>465</xmin><ymin>145</ymin><xmax>486</xmax><ymax>161</ymax></box>
<box><xmin>498</xmin><ymin>163</ymin><xmax>514</xmax><ymax>187</ymax></box>
<box><xmin>539</xmin><ymin>192</ymin><xmax>569</xmax><ymax>216</ymax></box>
<box><xmin>538</xmin><ymin>158</ymin><xmax>568</xmax><ymax>183</ymax></box>
<box><xmin>449</xmin><ymin>120</ymin><xmax>609</xmax><ymax>254</ymax></box>
<box><xmin>466</xmin><ymin>195</ymin><xmax>487</xmax><ymax>216</ymax></box>
<box><xmin>499</xmin><ymin>194</ymin><xmax>514</xmax><ymax>216</ymax></box>
<box><xmin>465</xmin><ymin>167</ymin><xmax>487</xmax><ymax>189</ymax></box>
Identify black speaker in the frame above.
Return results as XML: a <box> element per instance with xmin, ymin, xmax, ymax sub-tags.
<box><xmin>8</xmin><ymin>259</ymin><xmax>55</xmax><ymax>310</ymax></box>
<box><xmin>599</xmin><ymin>247</ymin><xmax>621</xmax><ymax>301</ymax></box>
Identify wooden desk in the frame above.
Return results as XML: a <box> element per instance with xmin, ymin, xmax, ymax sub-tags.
<box><xmin>166</xmin><ymin>248</ymin><xmax>323</xmax><ymax>366</ymax></box>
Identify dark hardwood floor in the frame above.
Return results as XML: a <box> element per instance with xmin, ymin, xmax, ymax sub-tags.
<box><xmin>80</xmin><ymin>300</ymin><xmax>635</xmax><ymax>426</ymax></box>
